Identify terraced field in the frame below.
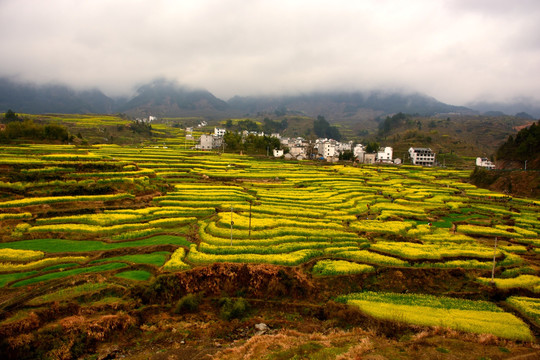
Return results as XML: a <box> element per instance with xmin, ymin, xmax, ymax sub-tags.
<box><xmin>0</xmin><ymin>143</ymin><xmax>539</xmax><ymax>358</ymax></box>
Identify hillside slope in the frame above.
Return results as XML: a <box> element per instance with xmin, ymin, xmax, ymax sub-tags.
<box><xmin>0</xmin><ymin>78</ymin><xmax>114</xmax><ymax>114</ymax></box>
<box><xmin>371</xmin><ymin>114</ymin><xmax>530</xmax><ymax>165</ymax></box>
<box><xmin>470</xmin><ymin>121</ymin><xmax>540</xmax><ymax>198</ymax></box>
<box><xmin>0</xmin><ymin>78</ymin><xmax>474</xmax><ymax>121</ymax></box>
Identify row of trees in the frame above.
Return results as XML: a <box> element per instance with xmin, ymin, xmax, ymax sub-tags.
<box><xmin>0</xmin><ymin>119</ymin><xmax>70</xmax><ymax>143</ymax></box>
<box><xmin>222</xmin><ymin>115</ymin><xmax>342</xmax><ymax>142</ymax></box>
<box><xmin>223</xmin><ymin>132</ymin><xmax>281</xmax><ymax>154</ymax></box>
<box><xmin>223</xmin><ymin>118</ymin><xmax>288</xmax><ymax>134</ymax></box>
<box><xmin>1</xmin><ymin>110</ymin><xmax>70</xmax><ymax>143</ymax></box>
<box><xmin>130</xmin><ymin>119</ymin><xmax>152</xmax><ymax>135</ymax></box>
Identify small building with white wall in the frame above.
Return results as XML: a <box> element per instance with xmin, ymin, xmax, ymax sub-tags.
<box><xmin>197</xmin><ymin>135</ymin><xmax>214</xmax><ymax>150</ymax></box>
<box><xmin>377</xmin><ymin>147</ymin><xmax>393</xmax><ymax>162</ymax></box>
<box><xmin>353</xmin><ymin>144</ymin><xmax>365</xmax><ymax>158</ymax></box>
<box><xmin>408</xmin><ymin>147</ymin><xmax>436</xmax><ymax>166</ymax></box>
<box><xmin>476</xmin><ymin>157</ymin><xmax>495</xmax><ymax>169</ymax></box>
<box><xmin>322</xmin><ymin>142</ymin><xmax>337</xmax><ymax>159</ymax></box>
<box><xmin>214</xmin><ymin>128</ymin><xmax>226</xmax><ymax>137</ymax></box>
<box><xmin>363</xmin><ymin>153</ymin><xmax>377</xmax><ymax>164</ymax></box>
<box><xmin>273</xmin><ymin>149</ymin><xmax>284</xmax><ymax>157</ymax></box>
<box><xmin>289</xmin><ymin>146</ymin><xmax>306</xmax><ymax>157</ymax></box>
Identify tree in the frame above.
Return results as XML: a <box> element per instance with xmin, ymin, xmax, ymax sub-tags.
<box><xmin>130</xmin><ymin>119</ymin><xmax>152</xmax><ymax>135</ymax></box>
<box><xmin>313</xmin><ymin>115</ymin><xmax>341</xmax><ymax>140</ymax></box>
<box><xmin>378</xmin><ymin>112</ymin><xmax>408</xmax><ymax>135</ymax></box>
<box><xmin>223</xmin><ymin>131</ymin><xmax>243</xmax><ymax>151</ymax></box>
<box><xmin>243</xmin><ymin>134</ymin><xmax>280</xmax><ymax>155</ymax></box>
<box><xmin>365</xmin><ymin>142</ymin><xmax>380</xmax><ymax>153</ymax></box>
<box><xmin>280</xmin><ymin>118</ymin><xmax>288</xmax><ymax>131</ymax></box>
<box><xmin>496</xmin><ymin>121</ymin><xmax>540</xmax><ymax>162</ymax></box>
<box><xmin>238</xmin><ymin>119</ymin><xmax>260</xmax><ymax>132</ymax></box>
<box><xmin>339</xmin><ymin>150</ymin><xmax>354</xmax><ymax>161</ymax></box>
<box><xmin>262</xmin><ymin>118</ymin><xmax>283</xmax><ymax>134</ymax></box>
<box><xmin>314</xmin><ymin>115</ymin><xmax>328</xmax><ymax>138</ymax></box>
<box><xmin>0</xmin><ymin>119</ymin><xmax>70</xmax><ymax>143</ymax></box>
<box><xmin>3</xmin><ymin>109</ymin><xmax>19</xmax><ymax>123</ymax></box>
<box><xmin>44</xmin><ymin>123</ymin><xmax>69</xmax><ymax>141</ymax></box>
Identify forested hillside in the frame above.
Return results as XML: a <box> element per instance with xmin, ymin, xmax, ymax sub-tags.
<box><xmin>497</xmin><ymin>120</ymin><xmax>540</xmax><ymax>163</ymax></box>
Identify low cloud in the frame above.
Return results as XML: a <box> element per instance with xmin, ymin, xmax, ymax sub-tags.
<box><xmin>1</xmin><ymin>0</ymin><xmax>539</xmax><ymax>105</ymax></box>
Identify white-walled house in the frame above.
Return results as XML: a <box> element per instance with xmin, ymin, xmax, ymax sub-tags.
<box><xmin>289</xmin><ymin>146</ymin><xmax>306</xmax><ymax>157</ymax></box>
<box><xmin>214</xmin><ymin>128</ymin><xmax>226</xmax><ymax>137</ymax></box>
<box><xmin>273</xmin><ymin>149</ymin><xmax>284</xmax><ymax>157</ymax></box>
<box><xmin>476</xmin><ymin>157</ymin><xmax>495</xmax><ymax>169</ymax></box>
<box><xmin>364</xmin><ymin>153</ymin><xmax>376</xmax><ymax>164</ymax></box>
<box><xmin>377</xmin><ymin>147</ymin><xmax>393</xmax><ymax>162</ymax></box>
<box><xmin>353</xmin><ymin>144</ymin><xmax>366</xmax><ymax>157</ymax></box>
<box><xmin>196</xmin><ymin>134</ymin><xmax>223</xmax><ymax>150</ymax></box>
<box><xmin>196</xmin><ymin>135</ymin><xmax>214</xmax><ymax>150</ymax></box>
<box><xmin>409</xmin><ymin>147</ymin><xmax>436</xmax><ymax>166</ymax></box>
<box><xmin>322</xmin><ymin>142</ymin><xmax>337</xmax><ymax>158</ymax></box>
<box><xmin>338</xmin><ymin>141</ymin><xmax>353</xmax><ymax>152</ymax></box>
<box><xmin>354</xmin><ymin>144</ymin><xmax>365</xmax><ymax>159</ymax></box>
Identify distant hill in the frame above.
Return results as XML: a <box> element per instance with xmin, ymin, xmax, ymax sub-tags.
<box><xmin>468</xmin><ymin>100</ymin><xmax>540</xmax><ymax>118</ymax></box>
<box><xmin>0</xmin><ymin>78</ymin><xmax>114</xmax><ymax>114</ymax></box>
<box><xmin>228</xmin><ymin>91</ymin><xmax>474</xmax><ymax>121</ymax></box>
<box><xmin>118</xmin><ymin>79</ymin><xmax>230</xmax><ymax>117</ymax></box>
<box><xmin>1</xmin><ymin>77</ymin><xmax>475</xmax><ymax>121</ymax></box>
<box><xmin>0</xmin><ymin>78</ymin><xmax>230</xmax><ymax>117</ymax></box>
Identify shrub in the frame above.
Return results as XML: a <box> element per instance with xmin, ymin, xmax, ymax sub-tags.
<box><xmin>174</xmin><ymin>293</ymin><xmax>202</xmax><ymax>314</ymax></box>
<box><xmin>219</xmin><ymin>297</ymin><xmax>250</xmax><ymax>320</ymax></box>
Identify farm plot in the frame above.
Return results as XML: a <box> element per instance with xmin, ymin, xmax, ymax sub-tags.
<box><xmin>0</xmin><ymin>143</ymin><xmax>539</xmax><ymax>345</ymax></box>
<box><xmin>337</xmin><ymin>291</ymin><xmax>534</xmax><ymax>341</ymax></box>
<box><xmin>0</xmin><ymin>146</ymin><xmax>212</xmax><ymax>289</ymax></box>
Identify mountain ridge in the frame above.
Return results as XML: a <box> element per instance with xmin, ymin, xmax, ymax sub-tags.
<box><xmin>2</xmin><ymin>77</ymin><xmax>537</xmax><ymax>121</ymax></box>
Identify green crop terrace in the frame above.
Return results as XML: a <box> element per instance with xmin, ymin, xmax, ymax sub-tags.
<box><xmin>0</xmin><ymin>143</ymin><xmax>539</xmax><ymax>345</ymax></box>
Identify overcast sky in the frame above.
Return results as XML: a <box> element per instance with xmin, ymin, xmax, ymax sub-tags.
<box><xmin>1</xmin><ymin>0</ymin><xmax>539</xmax><ymax>105</ymax></box>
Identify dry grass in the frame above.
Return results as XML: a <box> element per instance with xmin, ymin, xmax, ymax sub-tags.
<box><xmin>212</xmin><ymin>328</ymin><xmax>373</xmax><ymax>360</ymax></box>
<box><xmin>335</xmin><ymin>337</ymin><xmax>373</xmax><ymax>360</ymax></box>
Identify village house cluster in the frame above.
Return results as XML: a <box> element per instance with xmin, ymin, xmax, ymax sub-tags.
<box><xmin>192</xmin><ymin>127</ymin><xmax>502</xmax><ymax>168</ymax></box>
<box><xmin>194</xmin><ymin>127</ymin><xmax>498</xmax><ymax>168</ymax></box>
<box><xmin>196</xmin><ymin>127</ymin><xmax>406</xmax><ymax>164</ymax></box>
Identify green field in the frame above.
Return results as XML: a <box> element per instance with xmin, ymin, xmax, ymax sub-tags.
<box><xmin>0</xmin><ymin>142</ymin><xmax>539</xmax><ymax>357</ymax></box>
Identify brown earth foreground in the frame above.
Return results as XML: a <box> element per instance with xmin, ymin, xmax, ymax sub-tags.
<box><xmin>0</xmin><ymin>263</ymin><xmax>539</xmax><ymax>359</ymax></box>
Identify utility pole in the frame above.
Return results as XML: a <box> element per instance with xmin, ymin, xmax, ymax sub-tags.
<box><xmin>230</xmin><ymin>206</ymin><xmax>234</xmax><ymax>246</ymax></box>
<box><xmin>491</xmin><ymin>237</ymin><xmax>498</xmax><ymax>285</ymax></box>
<box><xmin>248</xmin><ymin>201</ymin><xmax>252</xmax><ymax>238</ymax></box>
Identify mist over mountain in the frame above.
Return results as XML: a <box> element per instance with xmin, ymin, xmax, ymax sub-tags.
<box><xmin>117</xmin><ymin>79</ymin><xmax>230</xmax><ymax>117</ymax></box>
<box><xmin>228</xmin><ymin>91</ymin><xmax>474</xmax><ymax>120</ymax></box>
<box><xmin>0</xmin><ymin>78</ymin><xmax>114</xmax><ymax>114</ymax></box>
<box><xmin>4</xmin><ymin>77</ymin><xmax>539</xmax><ymax>123</ymax></box>
<box><xmin>467</xmin><ymin>99</ymin><xmax>540</xmax><ymax>118</ymax></box>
